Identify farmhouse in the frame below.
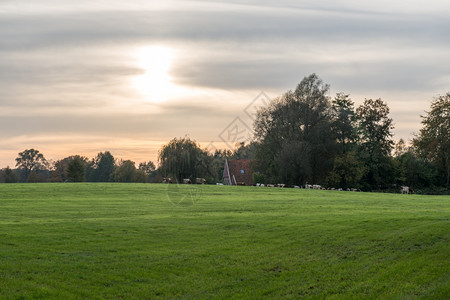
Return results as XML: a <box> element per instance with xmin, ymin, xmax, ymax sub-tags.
<box><xmin>222</xmin><ymin>159</ymin><xmax>253</xmax><ymax>186</ymax></box>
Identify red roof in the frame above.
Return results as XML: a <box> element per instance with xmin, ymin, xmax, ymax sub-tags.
<box><xmin>223</xmin><ymin>159</ymin><xmax>253</xmax><ymax>186</ymax></box>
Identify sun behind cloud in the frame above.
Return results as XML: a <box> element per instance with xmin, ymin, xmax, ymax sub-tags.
<box><xmin>133</xmin><ymin>46</ymin><xmax>180</xmax><ymax>102</ymax></box>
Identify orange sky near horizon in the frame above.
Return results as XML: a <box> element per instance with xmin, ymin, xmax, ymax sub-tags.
<box><xmin>1</xmin><ymin>1</ymin><xmax>449</xmax><ymax>169</ymax></box>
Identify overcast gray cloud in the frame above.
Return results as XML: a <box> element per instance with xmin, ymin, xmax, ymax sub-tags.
<box><xmin>1</xmin><ymin>0</ymin><xmax>449</xmax><ymax>166</ymax></box>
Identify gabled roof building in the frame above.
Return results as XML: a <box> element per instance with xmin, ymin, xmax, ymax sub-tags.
<box><xmin>222</xmin><ymin>159</ymin><xmax>253</xmax><ymax>186</ymax></box>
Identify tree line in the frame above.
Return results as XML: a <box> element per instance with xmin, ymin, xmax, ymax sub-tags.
<box><xmin>0</xmin><ymin>142</ymin><xmax>248</xmax><ymax>185</ymax></box>
<box><xmin>252</xmin><ymin>74</ymin><xmax>449</xmax><ymax>193</ymax></box>
<box><xmin>0</xmin><ymin>150</ymin><xmax>157</xmax><ymax>184</ymax></box>
<box><xmin>0</xmin><ymin>74</ymin><xmax>448</xmax><ymax>193</ymax></box>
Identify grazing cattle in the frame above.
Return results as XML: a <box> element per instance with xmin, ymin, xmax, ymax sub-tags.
<box><xmin>305</xmin><ymin>184</ymin><xmax>313</xmax><ymax>189</ymax></box>
<box><xmin>162</xmin><ymin>177</ymin><xmax>172</xmax><ymax>184</ymax></box>
<box><xmin>183</xmin><ymin>178</ymin><xmax>192</xmax><ymax>184</ymax></box>
<box><xmin>196</xmin><ymin>178</ymin><xmax>206</xmax><ymax>184</ymax></box>
<box><xmin>401</xmin><ymin>186</ymin><xmax>409</xmax><ymax>194</ymax></box>
<box><xmin>293</xmin><ymin>185</ymin><xmax>300</xmax><ymax>189</ymax></box>
<box><xmin>312</xmin><ymin>184</ymin><xmax>322</xmax><ymax>190</ymax></box>
<box><xmin>216</xmin><ymin>183</ymin><xmax>224</xmax><ymax>185</ymax></box>
<box><xmin>267</xmin><ymin>184</ymin><xmax>275</xmax><ymax>187</ymax></box>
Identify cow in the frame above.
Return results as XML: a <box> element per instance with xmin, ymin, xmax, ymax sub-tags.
<box><xmin>196</xmin><ymin>178</ymin><xmax>206</xmax><ymax>184</ymax></box>
<box><xmin>401</xmin><ymin>186</ymin><xmax>409</xmax><ymax>194</ymax></box>
<box><xmin>162</xmin><ymin>177</ymin><xmax>172</xmax><ymax>184</ymax></box>
<box><xmin>183</xmin><ymin>178</ymin><xmax>192</xmax><ymax>184</ymax></box>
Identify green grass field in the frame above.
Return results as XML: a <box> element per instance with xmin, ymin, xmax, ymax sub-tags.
<box><xmin>0</xmin><ymin>183</ymin><xmax>449</xmax><ymax>299</ymax></box>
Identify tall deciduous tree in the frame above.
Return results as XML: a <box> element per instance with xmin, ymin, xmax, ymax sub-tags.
<box><xmin>51</xmin><ymin>155</ymin><xmax>87</xmax><ymax>182</ymax></box>
<box><xmin>331</xmin><ymin>93</ymin><xmax>357</xmax><ymax>154</ymax></box>
<box><xmin>113</xmin><ymin>160</ymin><xmax>146</xmax><ymax>183</ymax></box>
<box><xmin>356</xmin><ymin>98</ymin><xmax>394</xmax><ymax>188</ymax></box>
<box><xmin>326</xmin><ymin>93</ymin><xmax>364</xmax><ymax>189</ymax></box>
<box><xmin>158</xmin><ymin>137</ymin><xmax>210</xmax><ymax>182</ymax></box>
<box><xmin>15</xmin><ymin>149</ymin><xmax>48</xmax><ymax>182</ymax></box>
<box><xmin>413</xmin><ymin>93</ymin><xmax>450</xmax><ymax>187</ymax></box>
<box><xmin>254</xmin><ymin>73</ymin><xmax>335</xmax><ymax>184</ymax></box>
<box><xmin>67</xmin><ymin>156</ymin><xmax>87</xmax><ymax>182</ymax></box>
<box><xmin>87</xmin><ymin>151</ymin><xmax>116</xmax><ymax>182</ymax></box>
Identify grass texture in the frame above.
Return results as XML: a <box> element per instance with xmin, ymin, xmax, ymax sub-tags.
<box><xmin>0</xmin><ymin>183</ymin><xmax>449</xmax><ymax>299</ymax></box>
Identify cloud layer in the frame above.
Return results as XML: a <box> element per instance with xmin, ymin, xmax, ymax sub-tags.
<box><xmin>1</xmin><ymin>0</ymin><xmax>449</xmax><ymax>166</ymax></box>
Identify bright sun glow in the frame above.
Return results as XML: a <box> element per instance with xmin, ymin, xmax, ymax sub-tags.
<box><xmin>133</xmin><ymin>46</ymin><xmax>179</xmax><ymax>102</ymax></box>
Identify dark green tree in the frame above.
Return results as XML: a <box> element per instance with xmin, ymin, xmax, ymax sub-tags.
<box><xmin>113</xmin><ymin>160</ymin><xmax>146</xmax><ymax>183</ymax></box>
<box><xmin>413</xmin><ymin>93</ymin><xmax>450</xmax><ymax>188</ymax></box>
<box><xmin>327</xmin><ymin>95</ymin><xmax>363</xmax><ymax>189</ymax></box>
<box><xmin>87</xmin><ymin>151</ymin><xmax>116</xmax><ymax>182</ymax></box>
<box><xmin>158</xmin><ymin>137</ymin><xmax>210</xmax><ymax>183</ymax></box>
<box><xmin>254</xmin><ymin>74</ymin><xmax>335</xmax><ymax>184</ymax></box>
<box><xmin>356</xmin><ymin>99</ymin><xmax>394</xmax><ymax>189</ymax></box>
<box><xmin>331</xmin><ymin>93</ymin><xmax>358</xmax><ymax>154</ymax></box>
<box><xmin>272</xmin><ymin>140</ymin><xmax>312</xmax><ymax>185</ymax></box>
<box><xmin>15</xmin><ymin>149</ymin><xmax>48</xmax><ymax>182</ymax></box>
<box><xmin>67</xmin><ymin>156</ymin><xmax>87</xmax><ymax>182</ymax></box>
<box><xmin>326</xmin><ymin>151</ymin><xmax>366</xmax><ymax>189</ymax></box>
<box><xmin>394</xmin><ymin>148</ymin><xmax>439</xmax><ymax>190</ymax></box>
<box><xmin>51</xmin><ymin>155</ymin><xmax>87</xmax><ymax>182</ymax></box>
<box><xmin>1</xmin><ymin>166</ymin><xmax>19</xmax><ymax>183</ymax></box>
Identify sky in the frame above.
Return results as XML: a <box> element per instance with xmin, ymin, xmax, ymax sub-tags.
<box><xmin>1</xmin><ymin>0</ymin><xmax>449</xmax><ymax>167</ymax></box>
